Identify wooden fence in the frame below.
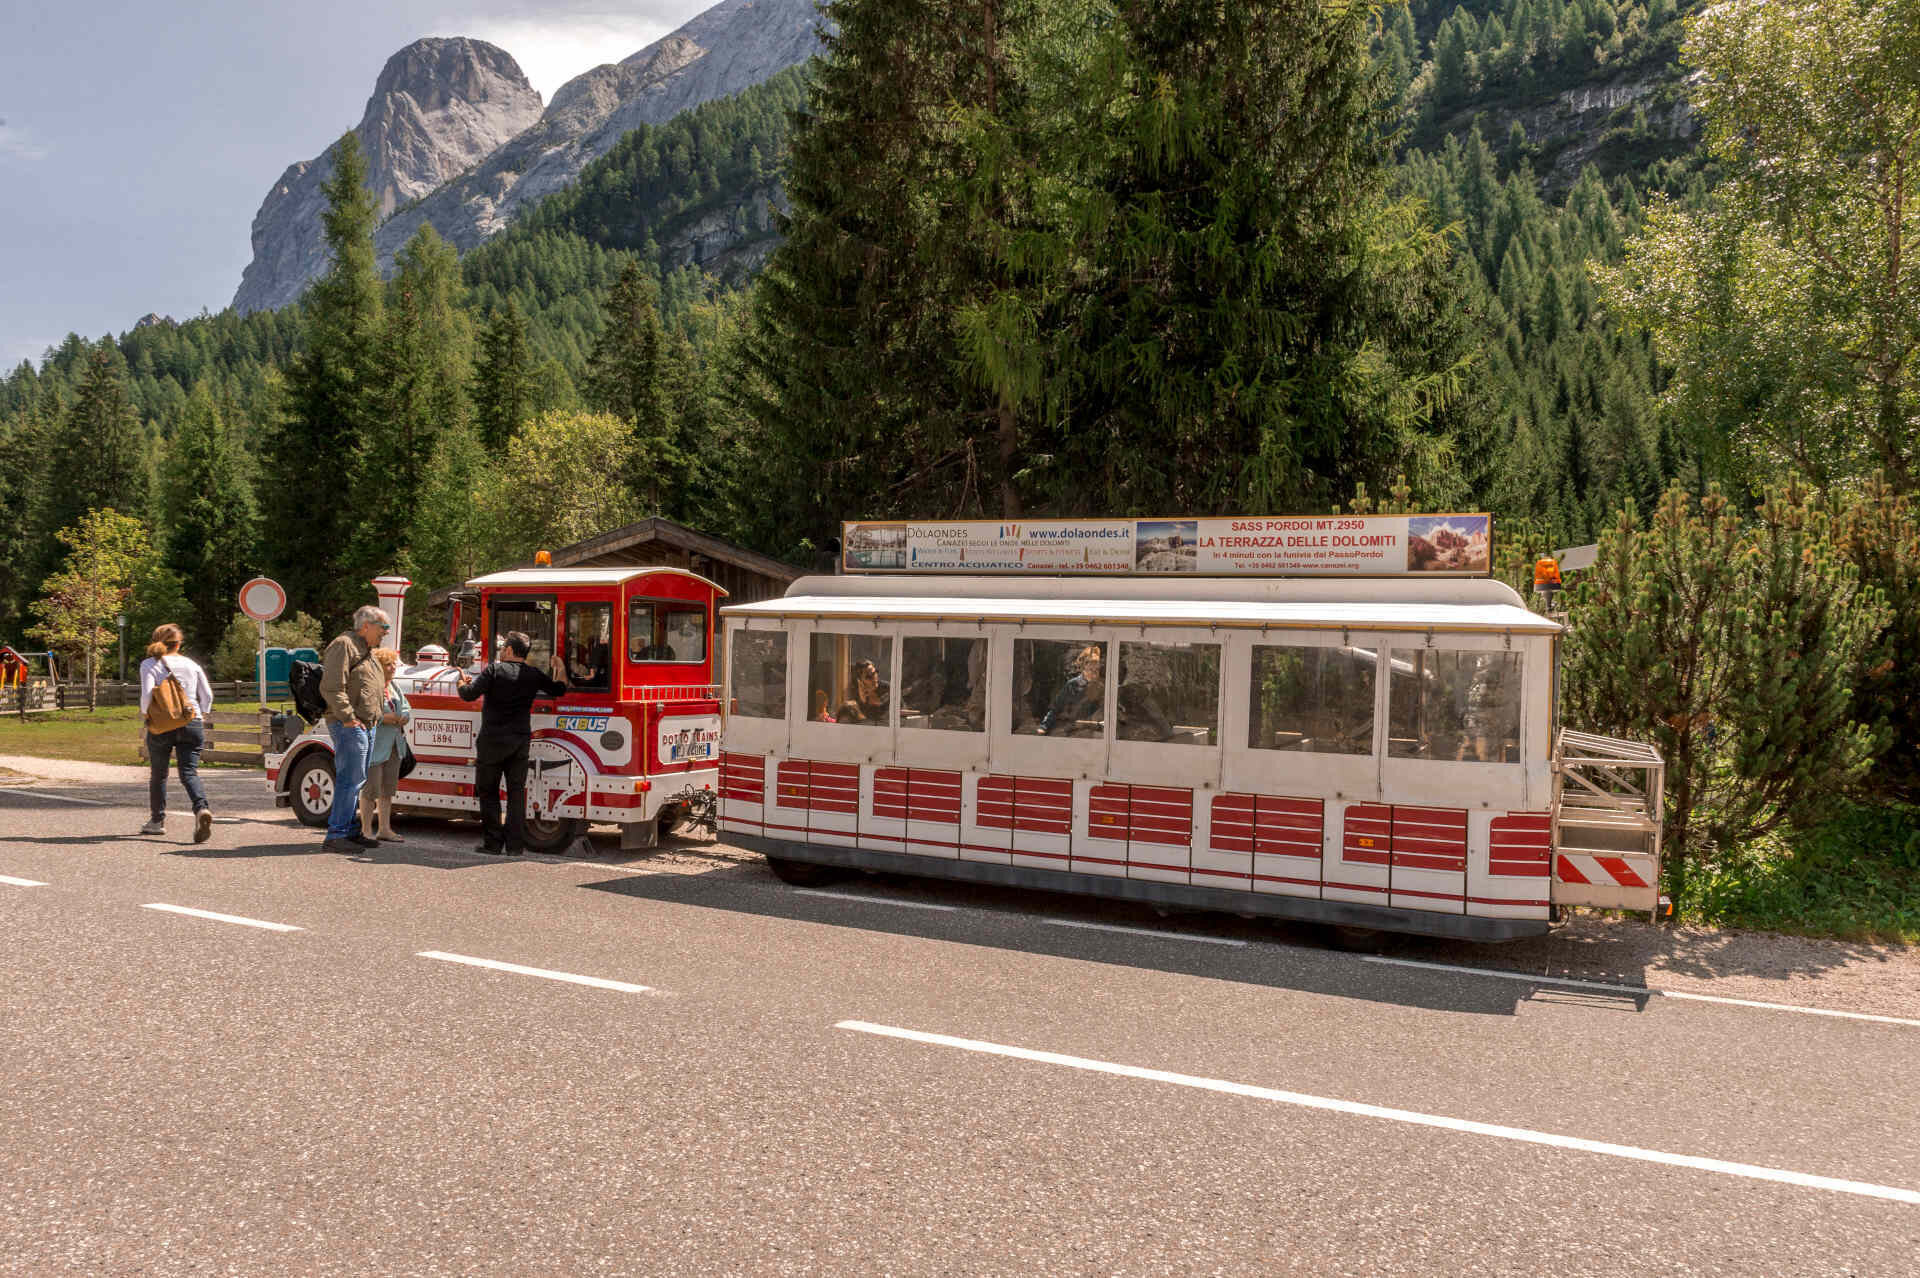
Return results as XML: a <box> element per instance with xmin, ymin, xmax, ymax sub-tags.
<box><xmin>133</xmin><ymin>709</ymin><xmax>275</xmax><ymax>767</ymax></box>
<box><xmin>1</xmin><ymin>681</ymin><xmax>283</xmax><ymax>716</ymax></box>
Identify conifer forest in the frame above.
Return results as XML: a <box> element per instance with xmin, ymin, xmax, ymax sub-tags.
<box><xmin>3</xmin><ymin>0</ymin><xmax>1917</xmax><ymax>910</ymax></box>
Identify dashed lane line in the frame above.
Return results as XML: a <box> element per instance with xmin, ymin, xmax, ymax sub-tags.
<box><xmin>0</xmin><ymin>874</ymin><xmax>49</xmax><ymax>888</ymax></box>
<box><xmin>1360</xmin><ymin>955</ymin><xmax>1920</xmax><ymax>1029</ymax></box>
<box><xmin>416</xmin><ymin>950</ymin><xmax>652</xmax><ymax>994</ymax></box>
<box><xmin>140</xmin><ymin>903</ymin><xmax>303</xmax><ymax>932</ymax></box>
<box><xmin>835</xmin><ymin>1020</ymin><xmax>1920</xmax><ymax>1206</ymax></box>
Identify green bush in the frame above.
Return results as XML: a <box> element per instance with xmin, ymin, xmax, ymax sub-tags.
<box><xmin>1681</xmin><ymin>803</ymin><xmax>1920</xmax><ymax>943</ymax></box>
<box><xmin>211</xmin><ymin>610</ymin><xmax>324</xmax><ymax>683</ymax></box>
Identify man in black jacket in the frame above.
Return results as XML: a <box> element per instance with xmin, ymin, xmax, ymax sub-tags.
<box><xmin>457</xmin><ymin>631</ymin><xmax>570</xmax><ymax>855</ymax></box>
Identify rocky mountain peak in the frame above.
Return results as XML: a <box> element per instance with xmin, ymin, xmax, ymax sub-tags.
<box><xmin>231</xmin><ymin>0</ymin><xmax>824</xmax><ymax>314</ymax></box>
<box><xmin>231</xmin><ymin>37</ymin><xmax>543</xmax><ymax>314</ymax></box>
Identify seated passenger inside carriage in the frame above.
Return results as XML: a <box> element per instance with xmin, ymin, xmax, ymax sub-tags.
<box><xmin>835</xmin><ymin>659</ymin><xmax>889</xmax><ymax>726</ymax></box>
<box><xmin>1036</xmin><ymin>643</ymin><xmax>1104</xmax><ymax>737</ymax></box>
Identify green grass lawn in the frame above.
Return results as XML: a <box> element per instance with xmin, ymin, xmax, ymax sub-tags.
<box><xmin>1679</xmin><ymin>801</ymin><xmax>1920</xmax><ymax>945</ymax></box>
<box><xmin>0</xmin><ymin>700</ymin><xmax>288</xmax><ymax>767</ymax></box>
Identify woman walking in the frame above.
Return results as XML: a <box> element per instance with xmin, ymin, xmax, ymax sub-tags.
<box><xmin>360</xmin><ymin>648</ymin><xmax>412</xmax><ymax>842</ymax></box>
<box><xmin>139</xmin><ymin>624</ymin><xmax>215</xmax><ymax>842</ymax></box>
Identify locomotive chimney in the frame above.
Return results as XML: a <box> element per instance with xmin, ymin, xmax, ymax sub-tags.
<box><xmin>372</xmin><ymin>576</ymin><xmax>413</xmax><ymax>655</ymax></box>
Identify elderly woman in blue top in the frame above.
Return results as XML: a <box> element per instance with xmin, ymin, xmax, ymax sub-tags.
<box><xmin>360</xmin><ymin>647</ymin><xmax>413</xmax><ymax>843</ymax></box>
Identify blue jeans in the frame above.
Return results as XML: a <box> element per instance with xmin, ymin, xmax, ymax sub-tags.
<box><xmin>327</xmin><ymin>719</ymin><xmax>371</xmax><ymax>840</ymax></box>
<box><xmin>147</xmin><ymin>722</ymin><xmax>208</xmax><ymax>821</ymax></box>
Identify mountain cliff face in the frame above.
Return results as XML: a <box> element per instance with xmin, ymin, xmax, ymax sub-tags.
<box><xmin>372</xmin><ymin>0</ymin><xmax>821</xmax><ymax>265</ymax></box>
<box><xmin>232</xmin><ymin>38</ymin><xmax>543</xmax><ymax>315</ymax></box>
<box><xmin>232</xmin><ymin>0</ymin><xmax>823</xmax><ymax>315</ymax></box>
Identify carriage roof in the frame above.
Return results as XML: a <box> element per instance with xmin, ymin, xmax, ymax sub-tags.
<box><xmin>465</xmin><ymin>566</ymin><xmax>727</xmax><ymax>593</ymax></box>
<box><xmin>722</xmin><ymin>574</ymin><xmax>1558</xmax><ymax>635</ymax></box>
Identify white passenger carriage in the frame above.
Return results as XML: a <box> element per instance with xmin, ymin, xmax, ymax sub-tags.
<box><xmin>716</xmin><ymin>516</ymin><xmax>1663</xmax><ymax>942</ymax></box>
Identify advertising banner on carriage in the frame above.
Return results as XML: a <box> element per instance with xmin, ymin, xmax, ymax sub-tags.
<box><xmin>841</xmin><ymin>514</ymin><xmax>1493</xmax><ymax>576</ymax></box>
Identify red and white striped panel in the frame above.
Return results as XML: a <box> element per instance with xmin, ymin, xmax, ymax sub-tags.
<box><xmin>1555</xmin><ymin>852</ymin><xmax>1651</xmax><ymax>890</ymax></box>
<box><xmin>906</xmin><ymin>768</ymin><xmax>962</xmax><ymax>858</ymax></box>
<box><xmin>1488</xmin><ymin>811</ymin><xmax>1552</xmax><ymax>878</ymax></box>
<box><xmin>718</xmin><ymin>751</ymin><xmax>766</xmax><ymax>835</ymax></box>
<box><xmin>1389</xmin><ymin>804</ymin><xmax>1468</xmax><ymax>913</ymax></box>
<box><xmin>966</xmin><ymin>773</ymin><xmax>1017</xmax><ymax>864</ymax></box>
<box><xmin>1077</xmin><ymin>782</ymin><xmax>1132</xmax><ymax>876</ymax></box>
<box><xmin>1329</xmin><ymin>802</ymin><xmax>1392</xmax><ymax>901</ymax></box>
<box><xmin>1553</xmin><ymin>845</ymin><xmax>1660</xmax><ymax>911</ymax></box>
<box><xmin>1469</xmin><ymin>809</ymin><xmax>1552</xmax><ymax>919</ymax></box>
<box><xmin>1012</xmin><ymin>775</ymin><xmax>1073</xmax><ymax>870</ymax></box>
<box><xmin>1126</xmin><ymin>785</ymin><xmax>1192</xmax><ymax>885</ymax></box>
<box><xmin>807</xmin><ymin>760</ymin><xmax>861</xmax><ymax>848</ymax></box>
<box><xmin>872</xmin><ymin>766</ymin><xmax>910</xmax><ymax>821</ymax></box>
<box><xmin>863</xmin><ymin>765</ymin><xmax>912</xmax><ymax>853</ymax></box>
<box><xmin>765</xmin><ymin>759</ymin><xmax>813</xmax><ymax>841</ymax></box>
<box><xmin>1390</xmin><ymin>806</ymin><xmax>1468</xmax><ymax>874</ymax></box>
<box><xmin>1207</xmin><ymin>793</ymin><xmax>1258</xmax><ymax>856</ymax></box>
<box><xmin>1196</xmin><ymin>792</ymin><xmax>1254</xmax><ymax>889</ymax></box>
<box><xmin>1253</xmin><ymin>795</ymin><xmax>1324</xmax><ymax>898</ymax></box>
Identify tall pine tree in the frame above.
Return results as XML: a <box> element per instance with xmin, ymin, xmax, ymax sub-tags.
<box><xmin>32</xmin><ymin>344</ymin><xmax>149</xmax><ymax>591</ymax></box>
<box><xmin>471</xmin><ymin>298</ymin><xmax>535</xmax><ymax>450</ymax></box>
<box><xmin>264</xmin><ymin>132</ymin><xmax>384</xmax><ymax>628</ymax></box>
<box><xmin>158</xmin><ymin>383</ymin><xmax>260</xmax><ymax>650</ymax></box>
<box><xmin>584</xmin><ymin>259</ymin><xmax>680</xmax><ymax>512</ymax></box>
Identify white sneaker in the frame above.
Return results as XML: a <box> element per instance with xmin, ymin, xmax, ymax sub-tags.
<box><xmin>139</xmin><ymin>818</ymin><xmax>165</xmax><ymax>835</ymax></box>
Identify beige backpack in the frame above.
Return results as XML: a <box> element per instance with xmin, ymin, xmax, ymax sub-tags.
<box><xmin>146</xmin><ymin>656</ymin><xmax>195</xmax><ymax>734</ymax></box>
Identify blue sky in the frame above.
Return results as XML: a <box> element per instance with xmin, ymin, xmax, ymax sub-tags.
<box><xmin>0</xmin><ymin>0</ymin><xmax>709</xmax><ymax>371</ymax></box>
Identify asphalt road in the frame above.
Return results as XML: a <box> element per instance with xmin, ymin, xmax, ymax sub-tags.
<box><xmin>1</xmin><ymin>774</ymin><xmax>1917</xmax><ymax>1276</ymax></box>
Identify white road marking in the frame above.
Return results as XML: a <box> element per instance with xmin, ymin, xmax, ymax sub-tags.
<box><xmin>140</xmin><ymin>903</ymin><xmax>302</xmax><ymax>932</ymax></box>
<box><xmin>0</xmin><ymin>789</ymin><xmax>110</xmax><ymax>805</ymax></box>
<box><xmin>1360</xmin><ymin>955</ymin><xmax>1920</xmax><ymax>1029</ymax></box>
<box><xmin>1044</xmin><ymin>918</ymin><xmax>1247</xmax><ymax>947</ymax></box>
<box><xmin>416</xmin><ymin>951</ymin><xmax>652</xmax><ymax>994</ymax></box>
<box><xmin>797</xmin><ymin>889</ymin><xmax>959</xmax><ymax>913</ymax></box>
<box><xmin>836</xmin><ymin>1020</ymin><xmax>1920</xmax><ymax>1205</ymax></box>
<box><xmin>0</xmin><ymin>874</ymin><xmax>48</xmax><ymax>887</ymax></box>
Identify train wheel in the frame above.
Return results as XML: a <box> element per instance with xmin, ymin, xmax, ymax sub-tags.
<box><xmin>522</xmin><ymin>814</ymin><xmax>585</xmax><ymax>853</ymax></box>
<box><xmin>289</xmin><ymin>753</ymin><xmax>334</xmax><ymax>829</ymax></box>
<box><xmin>1327</xmin><ymin>924</ymin><xmax>1386</xmax><ymax>952</ymax></box>
<box><xmin>766</xmin><ymin>856</ymin><xmax>841</xmax><ymax>887</ymax></box>
<box><xmin>656</xmin><ymin>805</ymin><xmax>681</xmax><ymax>841</ymax></box>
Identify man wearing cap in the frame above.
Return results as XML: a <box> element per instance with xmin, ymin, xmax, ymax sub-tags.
<box><xmin>318</xmin><ymin>605</ymin><xmax>391</xmax><ymax>853</ymax></box>
<box><xmin>457</xmin><ymin>631</ymin><xmax>570</xmax><ymax>855</ymax></box>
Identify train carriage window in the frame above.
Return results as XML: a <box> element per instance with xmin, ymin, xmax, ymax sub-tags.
<box><xmin>1117</xmin><ymin>641</ymin><xmax>1219</xmax><ymax>745</ymax></box>
<box><xmin>1389</xmin><ymin>649</ymin><xmax>1523</xmax><ymax>762</ymax></box>
<box><xmin>563</xmin><ymin>602</ymin><xmax>613</xmax><ymax>692</ymax></box>
<box><xmin>1249</xmin><ymin>644</ymin><xmax>1377</xmax><ymax>756</ymax></box>
<box><xmin>807</xmin><ymin>632</ymin><xmax>893</xmax><ymax>727</ymax></box>
<box><xmin>728</xmin><ymin>630</ymin><xmax>788</xmax><ymax>718</ymax></box>
<box><xmin>488</xmin><ymin>598</ymin><xmax>554</xmax><ymax>671</ymax></box>
<box><xmin>1015</xmin><ymin>639</ymin><xmax>1107</xmax><ymax>737</ymax></box>
<box><xmin>630</xmin><ymin>600</ymin><xmax>708</xmax><ymax>663</ymax></box>
<box><xmin>900</xmin><ymin>637</ymin><xmax>987</xmax><ymax>733</ymax></box>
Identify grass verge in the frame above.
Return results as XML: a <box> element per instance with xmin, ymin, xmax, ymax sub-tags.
<box><xmin>1680</xmin><ymin>801</ymin><xmax>1920</xmax><ymax>945</ymax></box>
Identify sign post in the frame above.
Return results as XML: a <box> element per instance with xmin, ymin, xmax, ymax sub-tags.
<box><xmin>238</xmin><ymin>577</ymin><xmax>288</xmax><ymax>708</ymax></box>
